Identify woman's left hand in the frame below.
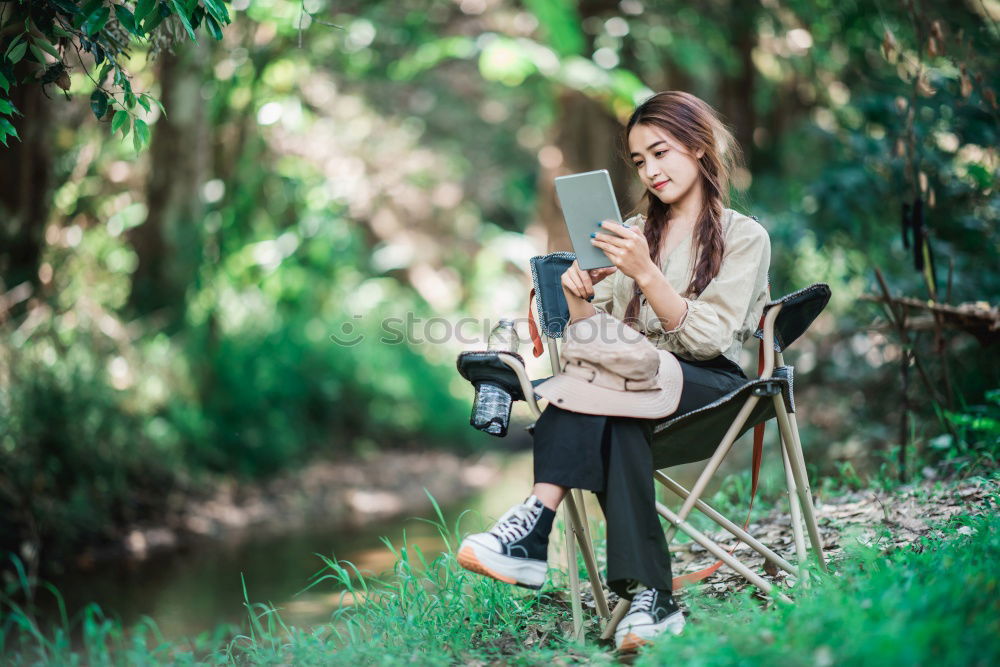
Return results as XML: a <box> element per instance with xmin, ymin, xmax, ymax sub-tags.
<box><xmin>591</xmin><ymin>220</ymin><xmax>656</xmax><ymax>283</ymax></box>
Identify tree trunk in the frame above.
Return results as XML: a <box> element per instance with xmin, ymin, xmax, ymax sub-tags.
<box><xmin>129</xmin><ymin>43</ymin><xmax>210</xmax><ymax>319</ymax></box>
<box><xmin>0</xmin><ymin>77</ymin><xmax>53</xmax><ymax>294</ymax></box>
<box><xmin>719</xmin><ymin>4</ymin><xmax>758</xmax><ymax>168</ymax></box>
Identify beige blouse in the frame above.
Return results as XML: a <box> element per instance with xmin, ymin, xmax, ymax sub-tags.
<box><xmin>591</xmin><ymin>208</ymin><xmax>771</xmax><ymax>366</ymax></box>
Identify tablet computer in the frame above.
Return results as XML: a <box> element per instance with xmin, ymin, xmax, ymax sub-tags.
<box><xmin>554</xmin><ymin>169</ymin><xmax>626</xmax><ymax>271</ymax></box>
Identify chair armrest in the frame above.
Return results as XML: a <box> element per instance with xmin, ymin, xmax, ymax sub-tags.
<box><xmin>456</xmin><ymin>351</ymin><xmax>543</xmax><ymax>419</ymax></box>
<box><xmin>756</xmin><ymin>304</ymin><xmax>781</xmax><ymax>380</ymax></box>
<box><xmin>754</xmin><ymin>283</ymin><xmax>831</xmax><ymax>352</ymax></box>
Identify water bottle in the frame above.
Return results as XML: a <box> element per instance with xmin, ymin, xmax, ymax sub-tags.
<box><xmin>471</xmin><ymin>319</ymin><xmax>519</xmax><ymax>437</ymax></box>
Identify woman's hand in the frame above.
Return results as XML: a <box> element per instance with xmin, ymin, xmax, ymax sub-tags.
<box><xmin>561</xmin><ymin>259</ymin><xmax>617</xmax><ymax>301</ymax></box>
<box><xmin>590</xmin><ymin>220</ymin><xmax>657</xmax><ymax>284</ymax></box>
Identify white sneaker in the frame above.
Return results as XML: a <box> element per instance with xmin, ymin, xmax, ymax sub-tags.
<box><xmin>615</xmin><ymin>586</ymin><xmax>685</xmax><ymax>651</ymax></box>
<box><xmin>457</xmin><ymin>496</ymin><xmax>552</xmax><ymax>590</ymax></box>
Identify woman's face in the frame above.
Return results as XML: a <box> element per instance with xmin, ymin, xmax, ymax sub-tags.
<box><xmin>627</xmin><ymin>122</ymin><xmax>704</xmax><ymax>206</ymax></box>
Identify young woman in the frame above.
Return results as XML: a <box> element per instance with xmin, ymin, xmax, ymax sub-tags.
<box><xmin>458</xmin><ymin>91</ymin><xmax>771</xmax><ymax>650</ymax></box>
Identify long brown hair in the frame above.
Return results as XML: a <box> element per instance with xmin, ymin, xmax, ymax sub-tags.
<box><xmin>620</xmin><ymin>91</ymin><xmax>743</xmax><ymax>328</ymax></box>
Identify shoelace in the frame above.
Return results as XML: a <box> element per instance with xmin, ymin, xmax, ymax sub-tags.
<box><xmin>489</xmin><ymin>502</ymin><xmax>540</xmax><ymax>544</ymax></box>
<box><xmin>630</xmin><ymin>588</ymin><xmax>658</xmax><ymax>615</ymax></box>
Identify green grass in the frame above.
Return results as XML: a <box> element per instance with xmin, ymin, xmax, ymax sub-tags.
<box><xmin>2</xmin><ymin>486</ymin><xmax>998</xmax><ymax>665</ymax></box>
<box><xmin>0</xmin><ymin>495</ymin><xmax>604</xmax><ymax>665</ymax></box>
<box><xmin>639</xmin><ymin>491</ymin><xmax>1000</xmax><ymax>666</ymax></box>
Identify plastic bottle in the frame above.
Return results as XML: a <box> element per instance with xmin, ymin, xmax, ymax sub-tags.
<box><xmin>471</xmin><ymin>319</ymin><xmax>519</xmax><ymax>436</ymax></box>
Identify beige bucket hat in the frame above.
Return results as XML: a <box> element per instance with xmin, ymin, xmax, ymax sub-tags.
<box><xmin>534</xmin><ymin>311</ymin><xmax>683</xmax><ymax>419</ymax></box>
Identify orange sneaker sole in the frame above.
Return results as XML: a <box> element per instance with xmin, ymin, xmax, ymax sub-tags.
<box><xmin>457</xmin><ymin>545</ymin><xmax>517</xmax><ymax>586</ymax></box>
<box><xmin>617</xmin><ymin>632</ymin><xmax>650</xmax><ymax>653</ymax></box>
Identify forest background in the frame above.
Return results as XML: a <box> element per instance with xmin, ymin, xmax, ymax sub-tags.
<box><xmin>0</xmin><ymin>0</ymin><xmax>997</xmax><ymax>591</ymax></box>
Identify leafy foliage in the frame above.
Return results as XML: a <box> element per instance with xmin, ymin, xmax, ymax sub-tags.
<box><xmin>0</xmin><ymin>0</ymin><xmax>232</xmax><ymax>147</ymax></box>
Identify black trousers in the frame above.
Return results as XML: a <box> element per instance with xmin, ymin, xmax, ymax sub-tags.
<box><xmin>532</xmin><ymin>354</ymin><xmax>747</xmax><ymax>598</ymax></box>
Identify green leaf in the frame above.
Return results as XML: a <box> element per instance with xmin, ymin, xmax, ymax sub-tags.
<box><xmin>111</xmin><ymin>109</ymin><xmax>129</xmax><ymax>135</ymax></box>
<box><xmin>148</xmin><ymin>95</ymin><xmax>167</xmax><ymax>118</ymax></box>
<box><xmin>204</xmin><ymin>14</ymin><xmax>222</xmax><ymax>41</ymax></box>
<box><xmin>0</xmin><ymin>71</ymin><xmax>8</xmax><ymax>93</ymax></box>
<box><xmin>82</xmin><ymin>6</ymin><xmax>111</xmax><ymax>37</ymax></box>
<box><xmin>133</xmin><ymin>126</ymin><xmax>142</xmax><ymax>151</ymax></box>
<box><xmin>29</xmin><ymin>44</ymin><xmax>48</xmax><ymax>64</ymax></box>
<box><xmin>33</xmin><ymin>37</ymin><xmax>61</xmax><ymax>59</ymax></box>
<box><xmin>143</xmin><ymin>3</ymin><xmax>169</xmax><ymax>32</ymax></box>
<box><xmin>90</xmin><ymin>89</ymin><xmax>109</xmax><ymax>120</ymax></box>
<box><xmin>76</xmin><ymin>0</ymin><xmax>104</xmax><ymax>26</ymax></box>
<box><xmin>0</xmin><ymin>117</ymin><xmax>19</xmax><ymax>145</ymax></box>
<box><xmin>49</xmin><ymin>0</ymin><xmax>80</xmax><ymax>16</ymax></box>
<box><xmin>169</xmin><ymin>0</ymin><xmax>199</xmax><ymax>41</ymax></box>
<box><xmin>202</xmin><ymin>0</ymin><xmax>231</xmax><ymax>24</ymax></box>
<box><xmin>137</xmin><ymin>94</ymin><xmax>151</xmax><ymax>112</ymax></box>
<box><xmin>125</xmin><ymin>91</ymin><xmax>136</xmax><ymax>109</ymax></box>
<box><xmin>134</xmin><ymin>0</ymin><xmax>157</xmax><ymax>22</ymax></box>
<box><xmin>114</xmin><ymin>5</ymin><xmax>137</xmax><ymax>34</ymax></box>
<box><xmin>50</xmin><ymin>0</ymin><xmax>83</xmax><ymax>15</ymax></box>
<box><xmin>4</xmin><ymin>36</ymin><xmax>23</xmax><ymax>60</ymax></box>
<box><xmin>134</xmin><ymin>118</ymin><xmax>150</xmax><ymax>146</ymax></box>
<box><xmin>0</xmin><ymin>98</ymin><xmax>12</xmax><ymax>115</ymax></box>
<box><xmin>6</xmin><ymin>41</ymin><xmax>28</xmax><ymax>65</ymax></box>
<box><xmin>190</xmin><ymin>5</ymin><xmax>204</xmax><ymax>30</ymax></box>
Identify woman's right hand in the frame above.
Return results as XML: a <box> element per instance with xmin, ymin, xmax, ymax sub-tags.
<box><xmin>561</xmin><ymin>260</ymin><xmax>617</xmax><ymax>301</ymax></box>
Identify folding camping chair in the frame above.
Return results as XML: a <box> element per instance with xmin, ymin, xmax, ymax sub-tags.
<box><xmin>457</xmin><ymin>251</ymin><xmax>830</xmax><ymax>640</ymax></box>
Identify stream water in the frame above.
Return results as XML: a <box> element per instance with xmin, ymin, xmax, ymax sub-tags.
<box><xmin>40</xmin><ymin>452</ymin><xmax>717</xmax><ymax>640</ymax></box>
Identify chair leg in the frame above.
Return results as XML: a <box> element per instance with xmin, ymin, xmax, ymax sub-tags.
<box><xmin>655</xmin><ymin>502</ymin><xmax>792</xmax><ymax>604</ymax></box>
<box><xmin>665</xmin><ymin>395</ymin><xmax>761</xmax><ymax>541</ymax></box>
<box><xmin>572</xmin><ymin>489</ymin><xmax>599</xmax><ymax>573</ymax></box>
<box><xmin>781</xmin><ymin>436</ymin><xmax>808</xmax><ymax>567</ymax></box>
<box><xmin>546</xmin><ymin>338</ymin><xmax>588</xmax><ymax>637</ymax></box>
<box><xmin>787</xmin><ymin>409</ymin><xmax>828</xmax><ymax>569</ymax></box>
<box><xmin>773</xmin><ymin>397</ymin><xmax>827</xmax><ymax>571</ymax></box>
<box><xmin>654</xmin><ymin>472</ymin><xmax>799</xmax><ymax>577</ymax></box>
<box><xmin>562</xmin><ymin>505</ymin><xmax>585</xmax><ymax>641</ymax></box>
<box><xmin>564</xmin><ymin>490</ymin><xmax>611</xmax><ymax>620</ymax></box>
<box><xmin>600</xmin><ymin>599</ymin><xmax>631</xmax><ymax>641</ymax></box>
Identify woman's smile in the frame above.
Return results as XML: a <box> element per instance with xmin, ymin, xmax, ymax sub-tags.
<box><xmin>652</xmin><ymin>178</ymin><xmax>670</xmax><ymax>191</ymax></box>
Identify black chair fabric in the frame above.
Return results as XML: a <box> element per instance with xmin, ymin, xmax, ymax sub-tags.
<box><xmin>753</xmin><ymin>283</ymin><xmax>831</xmax><ymax>352</ymax></box>
<box><xmin>456</xmin><ymin>351</ymin><xmax>528</xmax><ymax>400</ymax></box>
<box><xmin>529</xmin><ymin>252</ymin><xmax>575</xmax><ymax>340</ymax></box>
<box><xmin>650</xmin><ymin>368</ymin><xmax>794</xmax><ymax>468</ymax></box>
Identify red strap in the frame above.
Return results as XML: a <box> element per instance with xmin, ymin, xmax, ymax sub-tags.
<box><xmin>672</xmin><ymin>314</ymin><xmax>767</xmax><ymax>589</ymax></box>
<box><xmin>527</xmin><ymin>287</ymin><xmax>544</xmax><ymax>358</ymax></box>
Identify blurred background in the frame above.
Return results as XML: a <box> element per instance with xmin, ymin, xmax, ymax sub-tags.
<box><xmin>1</xmin><ymin>0</ymin><xmax>997</xmax><ymax>640</ymax></box>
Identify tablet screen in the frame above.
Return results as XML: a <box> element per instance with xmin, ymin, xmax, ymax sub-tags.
<box><xmin>554</xmin><ymin>169</ymin><xmax>625</xmax><ymax>271</ymax></box>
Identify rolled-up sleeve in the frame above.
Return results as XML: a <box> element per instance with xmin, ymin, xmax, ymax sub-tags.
<box><xmin>647</xmin><ymin>221</ymin><xmax>770</xmax><ymax>360</ymax></box>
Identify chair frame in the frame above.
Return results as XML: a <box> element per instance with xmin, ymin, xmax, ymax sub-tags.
<box><xmin>490</xmin><ymin>295</ymin><xmax>828</xmax><ymax>641</ymax></box>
